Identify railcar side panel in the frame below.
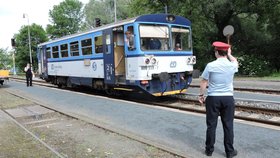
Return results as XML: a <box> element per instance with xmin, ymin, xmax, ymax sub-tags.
<box><xmin>47</xmin><ymin>59</ymin><xmax>104</xmax><ymax>78</ymax></box>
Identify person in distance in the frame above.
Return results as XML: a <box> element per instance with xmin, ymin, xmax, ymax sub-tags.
<box><xmin>24</xmin><ymin>63</ymin><xmax>33</xmax><ymax>87</ymax></box>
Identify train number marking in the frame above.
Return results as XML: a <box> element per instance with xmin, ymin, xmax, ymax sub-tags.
<box><xmin>170</xmin><ymin>61</ymin><xmax>177</xmax><ymax>68</ymax></box>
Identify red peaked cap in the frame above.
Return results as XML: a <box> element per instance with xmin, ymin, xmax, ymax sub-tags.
<box><xmin>212</xmin><ymin>41</ymin><xmax>230</xmax><ymax>51</ymax></box>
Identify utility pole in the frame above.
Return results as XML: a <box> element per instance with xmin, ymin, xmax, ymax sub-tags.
<box><xmin>165</xmin><ymin>5</ymin><xmax>168</xmax><ymax>14</ymax></box>
<box><xmin>23</xmin><ymin>13</ymin><xmax>33</xmax><ymax>69</ymax></box>
<box><xmin>114</xmin><ymin>0</ymin><xmax>117</xmax><ymax>22</ymax></box>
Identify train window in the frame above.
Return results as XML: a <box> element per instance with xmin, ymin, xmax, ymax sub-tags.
<box><xmin>52</xmin><ymin>46</ymin><xmax>59</xmax><ymax>58</ymax></box>
<box><xmin>81</xmin><ymin>38</ymin><xmax>92</xmax><ymax>55</ymax></box>
<box><xmin>94</xmin><ymin>36</ymin><xmax>103</xmax><ymax>54</ymax></box>
<box><xmin>70</xmin><ymin>41</ymin><xmax>80</xmax><ymax>56</ymax></box>
<box><xmin>105</xmin><ymin>34</ymin><xmax>110</xmax><ymax>54</ymax></box>
<box><xmin>60</xmin><ymin>44</ymin><xmax>69</xmax><ymax>58</ymax></box>
<box><xmin>46</xmin><ymin>47</ymin><xmax>51</xmax><ymax>58</ymax></box>
<box><xmin>171</xmin><ymin>27</ymin><xmax>191</xmax><ymax>51</ymax></box>
<box><xmin>139</xmin><ymin>25</ymin><xmax>170</xmax><ymax>51</ymax></box>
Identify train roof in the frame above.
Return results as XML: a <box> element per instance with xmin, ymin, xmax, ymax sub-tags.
<box><xmin>135</xmin><ymin>14</ymin><xmax>191</xmax><ymax>26</ymax></box>
<box><xmin>38</xmin><ymin>14</ymin><xmax>191</xmax><ymax>47</ymax></box>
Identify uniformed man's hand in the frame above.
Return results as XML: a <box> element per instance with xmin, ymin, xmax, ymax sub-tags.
<box><xmin>227</xmin><ymin>47</ymin><xmax>232</xmax><ymax>55</ymax></box>
<box><xmin>198</xmin><ymin>95</ymin><xmax>205</xmax><ymax>104</ymax></box>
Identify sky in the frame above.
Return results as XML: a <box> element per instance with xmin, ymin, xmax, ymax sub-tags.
<box><xmin>0</xmin><ymin>0</ymin><xmax>89</xmax><ymax>51</ymax></box>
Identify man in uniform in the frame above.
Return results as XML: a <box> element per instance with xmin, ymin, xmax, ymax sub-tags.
<box><xmin>125</xmin><ymin>31</ymin><xmax>135</xmax><ymax>50</ymax></box>
<box><xmin>198</xmin><ymin>41</ymin><xmax>238</xmax><ymax>158</ymax></box>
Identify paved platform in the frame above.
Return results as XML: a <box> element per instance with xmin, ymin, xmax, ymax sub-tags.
<box><xmin>6</xmin><ymin>81</ymin><xmax>280</xmax><ymax>158</ymax></box>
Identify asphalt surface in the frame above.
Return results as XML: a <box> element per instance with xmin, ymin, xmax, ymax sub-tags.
<box><xmin>2</xmin><ymin>81</ymin><xmax>280</xmax><ymax>158</ymax></box>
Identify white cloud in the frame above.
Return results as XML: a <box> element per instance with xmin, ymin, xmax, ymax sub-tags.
<box><xmin>0</xmin><ymin>0</ymin><xmax>89</xmax><ymax>50</ymax></box>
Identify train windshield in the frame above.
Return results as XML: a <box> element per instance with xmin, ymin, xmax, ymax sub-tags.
<box><xmin>139</xmin><ymin>24</ymin><xmax>191</xmax><ymax>52</ymax></box>
<box><xmin>171</xmin><ymin>26</ymin><xmax>191</xmax><ymax>51</ymax></box>
<box><xmin>139</xmin><ymin>24</ymin><xmax>170</xmax><ymax>51</ymax></box>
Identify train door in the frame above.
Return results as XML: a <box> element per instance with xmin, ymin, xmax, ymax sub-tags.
<box><xmin>113</xmin><ymin>26</ymin><xmax>126</xmax><ymax>84</ymax></box>
<box><xmin>38</xmin><ymin>46</ymin><xmax>48</xmax><ymax>79</ymax></box>
<box><xmin>38</xmin><ymin>47</ymin><xmax>43</xmax><ymax>75</ymax></box>
<box><xmin>103</xmin><ymin>28</ymin><xmax>115</xmax><ymax>85</ymax></box>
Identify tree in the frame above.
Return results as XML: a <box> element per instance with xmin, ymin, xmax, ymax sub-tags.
<box><xmin>129</xmin><ymin>0</ymin><xmax>280</xmax><ymax>74</ymax></box>
<box><xmin>84</xmin><ymin>0</ymin><xmax>132</xmax><ymax>29</ymax></box>
<box><xmin>14</xmin><ymin>24</ymin><xmax>48</xmax><ymax>72</ymax></box>
<box><xmin>46</xmin><ymin>0</ymin><xmax>84</xmax><ymax>39</ymax></box>
<box><xmin>0</xmin><ymin>48</ymin><xmax>12</xmax><ymax>70</ymax></box>
<box><xmin>129</xmin><ymin>0</ymin><xmax>168</xmax><ymax>15</ymax></box>
<box><xmin>250</xmin><ymin>0</ymin><xmax>280</xmax><ymax>71</ymax></box>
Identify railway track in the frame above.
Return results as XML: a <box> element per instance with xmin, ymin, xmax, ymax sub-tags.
<box><xmin>127</xmin><ymin>95</ymin><xmax>280</xmax><ymax>126</ymax></box>
<box><xmin>176</xmin><ymin>96</ymin><xmax>280</xmax><ymax>126</ymax></box>
<box><xmin>11</xmin><ymin>76</ymin><xmax>280</xmax><ymax>94</ymax></box>
<box><xmin>10</xmin><ymin>77</ymin><xmax>280</xmax><ymax>127</ymax></box>
<box><xmin>189</xmin><ymin>85</ymin><xmax>280</xmax><ymax>95</ymax></box>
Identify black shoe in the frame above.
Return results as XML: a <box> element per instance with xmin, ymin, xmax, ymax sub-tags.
<box><xmin>205</xmin><ymin>150</ymin><xmax>213</xmax><ymax>156</ymax></box>
<box><xmin>226</xmin><ymin>150</ymin><xmax>237</xmax><ymax>158</ymax></box>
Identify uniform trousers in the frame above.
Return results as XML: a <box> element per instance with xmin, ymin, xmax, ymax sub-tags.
<box><xmin>205</xmin><ymin>96</ymin><xmax>235</xmax><ymax>154</ymax></box>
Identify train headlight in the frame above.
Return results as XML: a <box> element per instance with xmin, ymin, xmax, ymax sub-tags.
<box><xmin>166</xmin><ymin>14</ymin><xmax>175</xmax><ymax>22</ymax></box>
<box><xmin>187</xmin><ymin>57</ymin><xmax>191</xmax><ymax>64</ymax></box>
<box><xmin>186</xmin><ymin>56</ymin><xmax>196</xmax><ymax>65</ymax></box>
<box><xmin>192</xmin><ymin>56</ymin><xmax>196</xmax><ymax>64</ymax></box>
<box><xmin>145</xmin><ymin>58</ymin><xmax>150</xmax><ymax>64</ymax></box>
<box><xmin>151</xmin><ymin>58</ymin><xmax>157</xmax><ymax>64</ymax></box>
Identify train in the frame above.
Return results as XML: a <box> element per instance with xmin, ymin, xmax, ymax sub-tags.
<box><xmin>37</xmin><ymin>14</ymin><xmax>196</xmax><ymax>96</ymax></box>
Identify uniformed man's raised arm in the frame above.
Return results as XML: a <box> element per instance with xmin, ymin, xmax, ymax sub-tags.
<box><xmin>227</xmin><ymin>47</ymin><xmax>238</xmax><ymax>64</ymax></box>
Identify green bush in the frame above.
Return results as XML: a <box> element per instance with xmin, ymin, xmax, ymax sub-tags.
<box><xmin>237</xmin><ymin>54</ymin><xmax>271</xmax><ymax>77</ymax></box>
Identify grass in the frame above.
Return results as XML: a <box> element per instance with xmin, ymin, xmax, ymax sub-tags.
<box><xmin>0</xmin><ymin>124</ymin><xmax>57</xmax><ymax>158</ymax></box>
<box><xmin>236</xmin><ymin>72</ymin><xmax>280</xmax><ymax>81</ymax></box>
<box><xmin>262</xmin><ymin>72</ymin><xmax>280</xmax><ymax>80</ymax></box>
<box><xmin>0</xmin><ymin>92</ymin><xmax>32</xmax><ymax>109</ymax></box>
<box><xmin>269</xmin><ymin>72</ymin><xmax>280</xmax><ymax>77</ymax></box>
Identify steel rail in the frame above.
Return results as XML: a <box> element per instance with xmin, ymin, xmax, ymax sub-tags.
<box><xmin>175</xmin><ymin>97</ymin><xmax>280</xmax><ymax>126</ymax></box>
<box><xmin>189</xmin><ymin>85</ymin><xmax>280</xmax><ymax>95</ymax></box>
<box><xmin>177</xmin><ymin>97</ymin><xmax>280</xmax><ymax>116</ymax></box>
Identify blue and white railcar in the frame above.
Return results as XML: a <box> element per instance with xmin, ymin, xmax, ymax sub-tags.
<box><xmin>37</xmin><ymin>14</ymin><xmax>196</xmax><ymax>96</ymax></box>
